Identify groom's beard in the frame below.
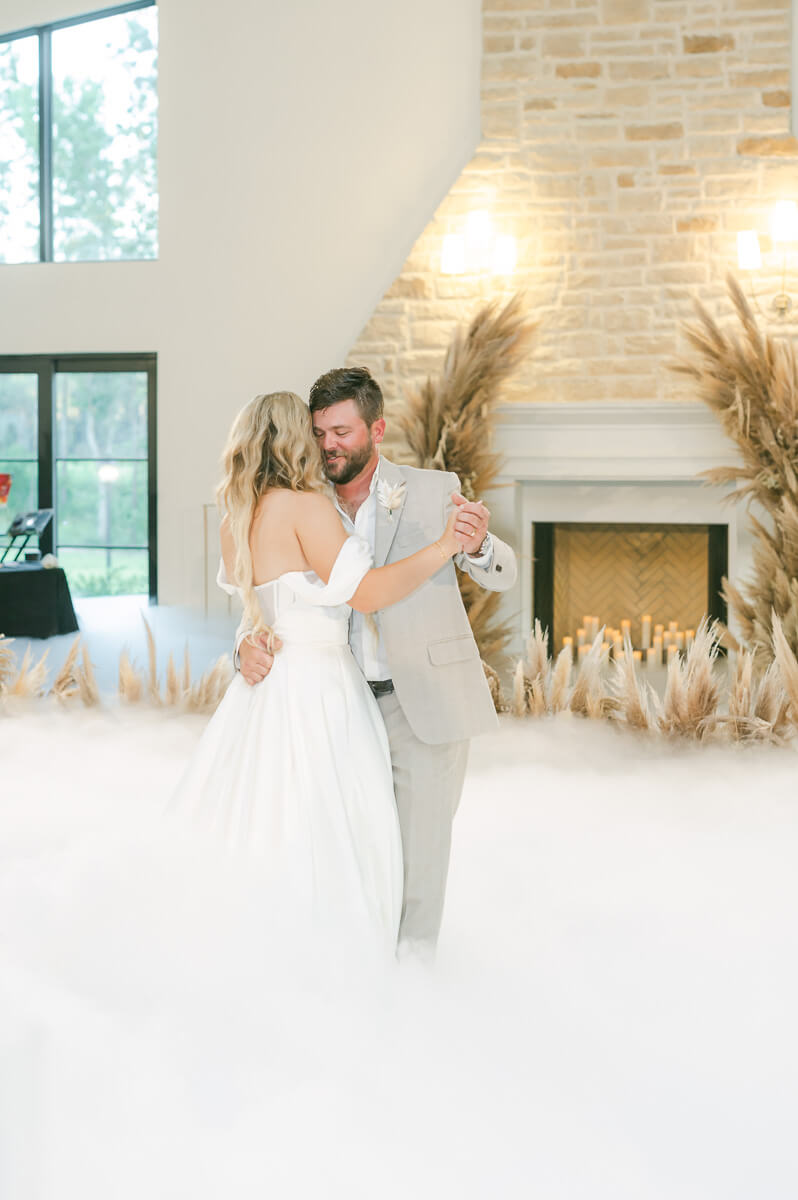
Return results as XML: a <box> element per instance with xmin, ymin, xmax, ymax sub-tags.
<box><xmin>323</xmin><ymin>440</ymin><xmax>375</xmax><ymax>486</ymax></box>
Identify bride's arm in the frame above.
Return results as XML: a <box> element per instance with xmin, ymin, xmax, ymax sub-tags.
<box><xmin>295</xmin><ymin>493</ymin><xmax>463</xmax><ymax>614</ymax></box>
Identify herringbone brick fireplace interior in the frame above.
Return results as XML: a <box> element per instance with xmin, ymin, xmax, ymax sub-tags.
<box><xmin>549</xmin><ymin>523</ymin><xmax>715</xmax><ymax>649</ymax></box>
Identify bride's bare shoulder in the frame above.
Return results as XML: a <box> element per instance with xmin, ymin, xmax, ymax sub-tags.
<box><xmin>265</xmin><ymin>488</ymin><xmax>335</xmax><ymax>514</ymax></box>
<box><xmin>253</xmin><ymin>487</ymin><xmax>336</xmax><ymax>525</ymax></box>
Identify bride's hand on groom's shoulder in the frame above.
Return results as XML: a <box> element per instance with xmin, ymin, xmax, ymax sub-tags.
<box><xmin>239</xmin><ymin>632</ymin><xmax>282</xmax><ymax>686</ymax></box>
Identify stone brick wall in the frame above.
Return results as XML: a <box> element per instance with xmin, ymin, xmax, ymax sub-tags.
<box><xmin>347</xmin><ymin>0</ymin><xmax>796</xmax><ymax>422</ymax></box>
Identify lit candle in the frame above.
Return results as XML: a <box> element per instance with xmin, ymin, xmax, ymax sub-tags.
<box><xmin>578</xmin><ymin>643</ymin><xmax>589</xmax><ymax>663</ymax></box>
<box><xmin>686</xmin><ymin>628</ymin><xmax>695</xmax><ymax>650</ymax></box>
<box><xmin>601</xmin><ymin>640</ymin><xmax>611</xmax><ymax>657</ymax></box>
<box><xmin>583</xmin><ymin>615</ymin><xmax>592</xmax><ymax>639</ymax></box>
<box><xmin>668</xmin><ymin>620</ymin><xmax>678</xmax><ymax>633</ymax></box>
<box><xmin>667</xmin><ymin>644</ymin><xmax>678</xmax><ymax>663</ymax></box>
<box><xmin>675</xmin><ymin>631</ymin><xmax>685</xmax><ymax>651</ymax></box>
<box><xmin>653</xmin><ymin>635</ymin><xmax>663</xmax><ymax>663</ymax></box>
<box><xmin>633</xmin><ymin>649</ymin><xmax>642</xmax><ymax>664</ymax></box>
<box><xmin>613</xmin><ymin>636</ymin><xmax>623</xmax><ymax>658</ymax></box>
<box><xmin>654</xmin><ymin>623</ymin><xmax>664</xmax><ymax>638</ymax></box>
<box><xmin>562</xmin><ymin>636</ymin><xmax>574</xmax><ymax>651</ymax></box>
<box><xmin>620</xmin><ymin>619</ymin><xmax>631</xmax><ymax>642</ymax></box>
<box><xmin>577</xmin><ymin>627</ymin><xmax>586</xmax><ymax>646</ymax></box>
<box><xmin>646</xmin><ymin>647</ymin><xmax>657</xmax><ymax>667</ymax></box>
<box><xmin>641</xmin><ymin>615</ymin><xmax>652</xmax><ymax>650</ymax></box>
<box><xmin>663</xmin><ymin>632</ymin><xmax>673</xmax><ymax>649</ymax></box>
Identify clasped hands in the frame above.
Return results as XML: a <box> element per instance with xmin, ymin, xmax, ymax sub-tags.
<box><xmin>237</xmin><ymin>490</ymin><xmax>491</xmax><ymax>687</ymax></box>
<box><xmin>451</xmin><ymin>492</ymin><xmax>490</xmax><ymax>556</ymax></box>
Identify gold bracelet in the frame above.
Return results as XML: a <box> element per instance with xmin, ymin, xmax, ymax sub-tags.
<box><xmin>434</xmin><ymin>539</ymin><xmax>449</xmax><ymax>561</ymax></box>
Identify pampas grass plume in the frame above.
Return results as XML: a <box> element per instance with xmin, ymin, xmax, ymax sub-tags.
<box><xmin>51</xmin><ymin>636</ymin><xmax>82</xmax><ymax>702</ymax></box>
<box><xmin>118</xmin><ymin>649</ymin><xmax>144</xmax><ymax>704</ymax></box>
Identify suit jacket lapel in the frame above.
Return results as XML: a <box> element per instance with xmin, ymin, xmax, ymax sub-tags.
<box><xmin>374</xmin><ymin>457</ymin><xmax>407</xmax><ymax>567</ymax></box>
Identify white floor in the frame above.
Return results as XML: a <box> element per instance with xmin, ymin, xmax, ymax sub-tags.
<box><xmin>0</xmin><ymin>708</ymin><xmax>796</xmax><ymax>1199</ymax></box>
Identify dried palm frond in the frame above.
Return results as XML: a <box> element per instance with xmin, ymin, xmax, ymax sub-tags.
<box><xmin>0</xmin><ymin>636</ymin><xmax>16</xmax><ymax>695</ymax></box>
<box><xmin>771</xmin><ymin>612</ymin><xmax>798</xmax><ymax>731</ymax></box>
<box><xmin>677</xmin><ymin>273</ymin><xmax>798</xmax><ymax>665</ymax></box>
<box><xmin>141</xmin><ymin>616</ymin><xmax>160</xmax><ymax>704</ymax></box>
<box><xmin>548</xmin><ymin>644</ymin><xmax>573</xmax><ymax>713</ymax></box>
<box><xmin>525</xmin><ymin>619</ymin><xmax>550</xmax><ymax>683</ymax></box>
<box><xmin>164</xmin><ymin>653</ymin><xmax>181</xmax><ymax>706</ymax></box>
<box><xmin>482</xmin><ymin>660</ymin><xmax>507</xmax><ymax>713</ymax></box>
<box><xmin>513</xmin><ymin>619</ymin><xmax>552</xmax><ymax>717</ymax></box>
<box><xmin>569</xmin><ymin>632</ymin><xmax>612</xmax><ymax>719</ymax></box>
<box><xmin>51</xmin><ymin>636</ymin><xmax>82</xmax><ymax>702</ymax></box>
<box><xmin>512</xmin><ymin>658</ymin><xmax>527</xmax><ymax>716</ymax></box>
<box><xmin>77</xmin><ymin>644</ymin><xmax>100</xmax><ymax>707</ymax></box>
<box><xmin>9</xmin><ymin>645</ymin><xmax>50</xmax><ymax>698</ymax></box>
<box><xmin>184</xmin><ymin>655</ymin><xmax>233</xmax><ymax>714</ymax></box>
<box><xmin>397</xmin><ymin>293</ymin><xmax>537</xmax><ymax>659</ymax></box>
<box><xmin>182</xmin><ymin>644</ymin><xmax>192</xmax><ymax>692</ymax></box>
<box><xmin>721</xmin><ymin>648</ymin><xmax>790</xmax><ymax>743</ymax></box>
<box><xmin>609</xmin><ymin>638</ymin><xmax>656</xmax><ymax>731</ymax></box>
<box><xmin>118</xmin><ymin>649</ymin><xmax>144</xmax><ymax>703</ymax></box>
<box><xmin>658</xmin><ymin>620</ymin><xmax>721</xmax><ymax>739</ymax></box>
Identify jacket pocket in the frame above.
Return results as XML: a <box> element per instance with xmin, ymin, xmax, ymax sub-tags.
<box><xmin>427</xmin><ymin>634</ymin><xmax>479</xmax><ymax>666</ymax></box>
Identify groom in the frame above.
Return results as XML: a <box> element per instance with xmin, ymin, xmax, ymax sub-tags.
<box><xmin>237</xmin><ymin>367</ymin><xmax>517</xmax><ymax>957</ymax></box>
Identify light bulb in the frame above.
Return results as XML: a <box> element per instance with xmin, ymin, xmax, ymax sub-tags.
<box><xmin>441</xmin><ymin>234</ymin><xmax>465</xmax><ymax>275</ymax></box>
<box><xmin>737</xmin><ymin>230</ymin><xmax>761</xmax><ymax>271</ymax></box>
<box><xmin>465</xmin><ymin>210</ymin><xmax>492</xmax><ymax>246</ymax></box>
<box><xmin>492</xmin><ymin>234</ymin><xmax>517</xmax><ymax>275</ymax></box>
<box><xmin>771</xmin><ymin>200</ymin><xmax>798</xmax><ymax>244</ymax></box>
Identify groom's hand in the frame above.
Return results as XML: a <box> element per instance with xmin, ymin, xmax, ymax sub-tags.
<box><xmin>239</xmin><ymin>632</ymin><xmax>282</xmax><ymax>686</ymax></box>
<box><xmin>451</xmin><ymin>492</ymin><xmax>490</xmax><ymax>555</ymax></box>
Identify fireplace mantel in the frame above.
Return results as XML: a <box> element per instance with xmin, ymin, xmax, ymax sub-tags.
<box><xmin>493</xmin><ymin>401</ymin><xmax>737</xmax><ymax>483</ymax></box>
<box><xmin>487</xmin><ymin>402</ymin><xmax>749</xmax><ymax>657</ymax></box>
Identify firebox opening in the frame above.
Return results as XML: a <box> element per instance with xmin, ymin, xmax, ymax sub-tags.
<box><xmin>532</xmin><ymin>522</ymin><xmax>728</xmax><ymax>659</ymax></box>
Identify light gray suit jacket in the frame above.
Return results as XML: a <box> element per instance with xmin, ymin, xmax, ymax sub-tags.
<box><xmin>371</xmin><ymin>457</ymin><xmax>517</xmax><ymax>746</ymax></box>
<box><xmin>235</xmin><ymin>458</ymin><xmax>518</xmax><ymax>746</ymax></box>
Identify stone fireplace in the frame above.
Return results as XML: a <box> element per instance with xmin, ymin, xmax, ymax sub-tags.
<box><xmin>534</xmin><ymin>520</ymin><xmax>727</xmax><ymax>652</ymax></box>
<box><xmin>487</xmin><ymin>402</ymin><xmax>749</xmax><ymax>660</ymax></box>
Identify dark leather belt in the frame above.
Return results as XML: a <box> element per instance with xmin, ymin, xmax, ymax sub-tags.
<box><xmin>368</xmin><ymin>679</ymin><xmax>394</xmax><ymax>698</ymax></box>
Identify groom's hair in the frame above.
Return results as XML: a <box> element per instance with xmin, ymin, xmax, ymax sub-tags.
<box><xmin>308</xmin><ymin>367</ymin><xmax>384</xmax><ymax>427</ymax></box>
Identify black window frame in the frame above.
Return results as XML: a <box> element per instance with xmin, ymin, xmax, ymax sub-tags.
<box><xmin>0</xmin><ymin>353</ymin><xmax>157</xmax><ymax>601</ymax></box>
<box><xmin>0</xmin><ymin>1</ymin><xmax>157</xmax><ymax>264</ymax></box>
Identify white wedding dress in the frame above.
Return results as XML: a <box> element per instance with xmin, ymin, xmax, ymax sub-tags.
<box><xmin>170</xmin><ymin>533</ymin><xmax>403</xmax><ymax>951</ymax></box>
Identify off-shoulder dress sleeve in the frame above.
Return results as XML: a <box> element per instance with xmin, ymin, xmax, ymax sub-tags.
<box><xmin>280</xmin><ymin>534</ymin><xmax>373</xmax><ymax>607</ymax></box>
<box><xmin>216</xmin><ymin>559</ymin><xmax>238</xmax><ymax>596</ymax></box>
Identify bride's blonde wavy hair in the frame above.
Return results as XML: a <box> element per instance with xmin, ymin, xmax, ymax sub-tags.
<box><xmin>216</xmin><ymin>391</ymin><xmax>326</xmax><ymax>643</ymax></box>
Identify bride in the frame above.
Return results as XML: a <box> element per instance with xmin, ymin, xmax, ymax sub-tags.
<box><xmin>171</xmin><ymin>389</ymin><xmax>464</xmax><ymax>952</ymax></box>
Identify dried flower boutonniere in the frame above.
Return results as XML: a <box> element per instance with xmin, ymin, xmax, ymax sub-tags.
<box><xmin>376</xmin><ymin>479</ymin><xmax>406</xmax><ymax>520</ymax></box>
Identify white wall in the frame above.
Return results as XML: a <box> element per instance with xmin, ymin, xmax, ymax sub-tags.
<box><xmin>0</xmin><ymin>0</ymin><xmax>482</xmax><ymax>604</ymax></box>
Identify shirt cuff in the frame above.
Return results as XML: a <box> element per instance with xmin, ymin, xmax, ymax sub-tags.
<box><xmin>465</xmin><ymin>532</ymin><xmax>494</xmax><ymax>568</ymax></box>
<box><xmin>233</xmin><ymin>628</ymin><xmax>250</xmax><ymax>671</ymax></box>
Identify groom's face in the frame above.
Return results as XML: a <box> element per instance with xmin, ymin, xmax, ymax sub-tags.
<box><xmin>312</xmin><ymin>399</ymin><xmax>385</xmax><ymax>486</ymax></box>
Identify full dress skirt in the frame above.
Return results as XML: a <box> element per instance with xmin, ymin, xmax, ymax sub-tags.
<box><xmin>169</xmin><ymin>534</ymin><xmax>403</xmax><ymax>950</ymax></box>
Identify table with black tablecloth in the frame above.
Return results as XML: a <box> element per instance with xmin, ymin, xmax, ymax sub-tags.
<box><xmin>0</xmin><ymin>563</ymin><xmax>79</xmax><ymax>638</ymax></box>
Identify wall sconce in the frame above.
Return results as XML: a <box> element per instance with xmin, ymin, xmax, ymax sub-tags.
<box><xmin>441</xmin><ymin>210</ymin><xmax>517</xmax><ymax>276</ymax></box>
<box><xmin>737</xmin><ymin>201</ymin><xmax>798</xmax><ymax>316</ymax></box>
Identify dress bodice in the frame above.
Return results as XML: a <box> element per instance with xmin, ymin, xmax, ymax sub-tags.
<box><xmin>217</xmin><ymin>534</ymin><xmax>372</xmax><ymax>647</ymax></box>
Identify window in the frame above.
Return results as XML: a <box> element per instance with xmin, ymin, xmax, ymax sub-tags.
<box><xmin>0</xmin><ymin>356</ymin><xmax>156</xmax><ymax>599</ymax></box>
<box><xmin>0</xmin><ymin>2</ymin><xmax>157</xmax><ymax>264</ymax></box>
<box><xmin>0</xmin><ymin>373</ymin><xmax>38</xmax><ymax>513</ymax></box>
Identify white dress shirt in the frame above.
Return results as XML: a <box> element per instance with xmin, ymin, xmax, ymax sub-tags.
<box><xmin>334</xmin><ymin>460</ymin><xmax>387</xmax><ymax>681</ymax></box>
<box><xmin>334</xmin><ymin>457</ymin><xmax>493</xmax><ymax>683</ymax></box>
